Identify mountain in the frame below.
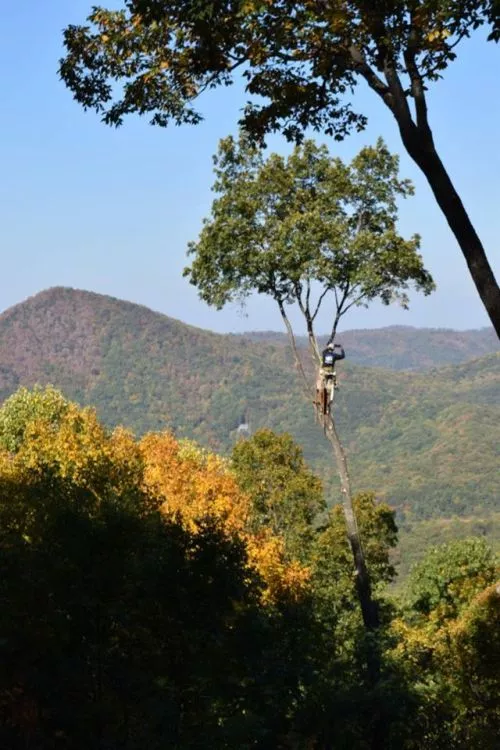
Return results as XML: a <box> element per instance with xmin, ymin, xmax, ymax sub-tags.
<box><xmin>233</xmin><ymin>326</ymin><xmax>499</xmax><ymax>370</ymax></box>
<box><xmin>1</xmin><ymin>288</ymin><xmax>498</xmax><ymax>532</ymax></box>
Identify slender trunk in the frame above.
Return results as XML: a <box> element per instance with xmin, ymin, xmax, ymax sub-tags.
<box><xmin>282</xmin><ymin>314</ymin><xmax>383</xmax><ymax>746</ymax></box>
<box><xmin>280</xmin><ymin>312</ymin><xmax>381</xmax><ymax>704</ymax></box>
<box><xmin>322</xmin><ymin>414</ymin><xmax>379</xmax><ymax>633</ymax></box>
<box><xmin>399</xmin><ymin>122</ymin><xmax>500</xmax><ymax>337</ymax></box>
<box><xmin>322</xmin><ymin>414</ymin><xmax>383</xmax><ymax>750</ymax></box>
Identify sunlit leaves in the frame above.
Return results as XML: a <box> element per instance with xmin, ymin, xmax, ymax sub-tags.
<box><xmin>185</xmin><ymin>134</ymin><xmax>434</xmax><ymax>329</ymax></box>
<box><xmin>140</xmin><ymin>429</ymin><xmax>311</xmax><ymax>601</ymax></box>
<box><xmin>60</xmin><ymin>1</ymin><xmax>497</xmax><ymax>138</ymax></box>
<box><xmin>231</xmin><ymin>428</ymin><xmax>325</xmax><ymax>560</ymax></box>
<box><xmin>390</xmin><ymin>538</ymin><xmax>500</xmax><ymax>748</ymax></box>
<box><xmin>0</xmin><ymin>385</ymin><xmax>70</xmax><ymax>453</ymax></box>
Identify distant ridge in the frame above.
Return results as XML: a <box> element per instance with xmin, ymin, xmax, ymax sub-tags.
<box><xmin>3</xmin><ymin>287</ymin><xmax>498</xmax><ymax>371</ymax></box>
<box><xmin>233</xmin><ymin>326</ymin><xmax>498</xmax><ymax>370</ymax></box>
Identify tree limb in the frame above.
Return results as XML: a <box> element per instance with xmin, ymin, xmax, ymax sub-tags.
<box><xmin>311</xmin><ymin>286</ymin><xmax>331</xmax><ymax>321</ymax></box>
<box><xmin>295</xmin><ymin>281</ymin><xmax>321</xmax><ymax>364</ymax></box>
<box><xmin>277</xmin><ymin>298</ymin><xmax>313</xmax><ymax>400</ymax></box>
<box><xmin>403</xmin><ymin>23</ymin><xmax>431</xmax><ymax>135</ymax></box>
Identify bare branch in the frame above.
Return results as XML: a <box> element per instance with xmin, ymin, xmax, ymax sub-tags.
<box><xmin>197</xmin><ymin>58</ymin><xmax>246</xmax><ymax>96</ymax></box>
<box><xmin>311</xmin><ymin>286</ymin><xmax>331</xmax><ymax>321</ymax></box>
<box><xmin>348</xmin><ymin>45</ymin><xmax>393</xmax><ymax>108</ymax></box>
<box><xmin>403</xmin><ymin>23</ymin><xmax>430</xmax><ymax>134</ymax></box>
<box><xmin>295</xmin><ymin>281</ymin><xmax>321</xmax><ymax>365</ymax></box>
<box><xmin>277</xmin><ymin>298</ymin><xmax>313</xmax><ymax>400</ymax></box>
<box><xmin>305</xmin><ymin>278</ymin><xmax>312</xmax><ymax>315</ymax></box>
<box><xmin>329</xmin><ymin>283</ymin><xmax>350</xmax><ymax>341</ymax></box>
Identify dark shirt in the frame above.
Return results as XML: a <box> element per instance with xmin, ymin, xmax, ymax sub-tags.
<box><xmin>322</xmin><ymin>346</ymin><xmax>345</xmax><ymax>367</ymax></box>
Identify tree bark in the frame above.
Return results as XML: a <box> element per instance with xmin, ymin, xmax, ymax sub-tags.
<box><xmin>322</xmin><ymin>413</ymin><xmax>380</xmax><ymax>634</ymax></box>
<box><xmin>322</xmin><ymin>414</ymin><xmax>383</xmax><ymax>750</ymax></box>
<box><xmin>398</xmin><ymin>121</ymin><xmax>500</xmax><ymax>338</ymax></box>
<box><xmin>355</xmin><ymin>47</ymin><xmax>500</xmax><ymax>337</ymax></box>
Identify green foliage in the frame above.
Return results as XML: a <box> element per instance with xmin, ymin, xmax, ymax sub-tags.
<box><xmin>395</xmin><ymin>513</ymin><xmax>500</xmax><ymax>584</ymax></box>
<box><xmin>1</xmin><ymin>386</ymin><xmax>499</xmax><ymax>748</ymax></box>
<box><xmin>0</xmin><ymin>384</ymin><xmax>71</xmax><ymax>452</ymax></box>
<box><xmin>313</xmin><ymin>493</ymin><xmax>398</xmax><ymax>605</ymax></box>
<box><xmin>0</xmin><ymin>394</ymin><xmax>317</xmax><ymax>749</ymax></box>
<box><xmin>403</xmin><ymin>537</ymin><xmax>498</xmax><ymax>619</ymax></box>
<box><xmin>391</xmin><ymin>538</ymin><xmax>500</xmax><ymax>748</ymax></box>
<box><xmin>1</xmin><ymin>289</ymin><xmax>499</xmax><ymax>570</ymax></box>
<box><xmin>185</xmin><ymin>135</ymin><xmax>433</xmax><ymax>333</ymax></box>
<box><xmin>60</xmin><ymin>1</ymin><xmax>498</xmax><ymax>139</ymax></box>
<box><xmin>58</xmin><ymin>0</ymin><xmax>500</xmax><ymax>333</ymax></box>
<box><xmin>231</xmin><ymin>428</ymin><xmax>325</xmax><ymax>560</ymax></box>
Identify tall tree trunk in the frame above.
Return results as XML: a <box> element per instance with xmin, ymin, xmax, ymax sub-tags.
<box><xmin>322</xmin><ymin>413</ymin><xmax>383</xmax><ymax>750</ymax></box>
<box><xmin>322</xmin><ymin>413</ymin><xmax>380</xmax><ymax>633</ymax></box>
<box><xmin>399</xmin><ymin>123</ymin><xmax>500</xmax><ymax>337</ymax></box>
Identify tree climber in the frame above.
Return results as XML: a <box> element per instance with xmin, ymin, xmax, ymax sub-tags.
<box><xmin>316</xmin><ymin>342</ymin><xmax>345</xmax><ymax>415</ymax></box>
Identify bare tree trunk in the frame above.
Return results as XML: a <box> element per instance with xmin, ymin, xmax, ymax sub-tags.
<box><xmin>399</xmin><ymin>123</ymin><xmax>500</xmax><ymax>337</ymax></box>
<box><xmin>281</xmin><ymin>310</ymin><xmax>382</xmax><ymax>747</ymax></box>
<box><xmin>322</xmin><ymin>412</ymin><xmax>382</xmax><ymax>750</ymax></box>
<box><xmin>322</xmin><ymin>414</ymin><xmax>379</xmax><ymax>633</ymax></box>
<box><xmin>355</xmin><ymin>48</ymin><xmax>500</xmax><ymax>337</ymax></box>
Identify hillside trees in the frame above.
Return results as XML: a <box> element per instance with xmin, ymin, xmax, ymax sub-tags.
<box><xmin>0</xmin><ymin>387</ymin><xmax>318</xmax><ymax>747</ymax></box>
<box><xmin>391</xmin><ymin>538</ymin><xmax>500</xmax><ymax>748</ymax></box>
<box><xmin>0</xmin><ymin>386</ymin><xmax>499</xmax><ymax>747</ymax></box>
<box><xmin>60</xmin><ymin>0</ymin><xmax>500</xmax><ymax>334</ymax></box>
<box><xmin>185</xmin><ymin>135</ymin><xmax>434</xmax><ymax>634</ymax></box>
<box><xmin>231</xmin><ymin>428</ymin><xmax>325</xmax><ymax>560</ymax></box>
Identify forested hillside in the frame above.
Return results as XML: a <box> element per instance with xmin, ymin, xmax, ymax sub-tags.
<box><xmin>1</xmin><ymin>386</ymin><xmax>498</xmax><ymax>748</ymax></box>
<box><xmin>1</xmin><ymin>287</ymin><xmax>498</xmax><ymax>529</ymax></box>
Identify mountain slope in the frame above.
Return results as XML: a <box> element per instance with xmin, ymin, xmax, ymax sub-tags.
<box><xmin>1</xmin><ymin>288</ymin><xmax>498</xmax><ymax>524</ymax></box>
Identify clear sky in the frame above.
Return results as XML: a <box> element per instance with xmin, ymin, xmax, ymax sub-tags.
<box><xmin>1</xmin><ymin>1</ymin><xmax>499</xmax><ymax>334</ymax></box>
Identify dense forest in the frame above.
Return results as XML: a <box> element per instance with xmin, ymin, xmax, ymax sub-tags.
<box><xmin>1</xmin><ymin>288</ymin><xmax>498</xmax><ymax>573</ymax></box>
<box><xmin>0</xmin><ymin>385</ymin><xmax>498</xmax><ymax>748</ymax></box>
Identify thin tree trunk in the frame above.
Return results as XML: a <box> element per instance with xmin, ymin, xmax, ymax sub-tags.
<box><xmin>322</xmin><ymin>412</ymin><xmax>382</xmax><ymax>749</ymax></box>
<box><xmin>281</xmin><ymin>311</ymin><xmax>383</xmax><ymax>748</ymax></box>
<box><xmin>280</xmin><ymin>309</ymin><xmax>379</xmax><ymax>633</ymax></box>
<box><xmin>322</xmin><ymin>413</ymin><xmax>379</xmax><ymax>633</ymax></box>
<box><xmin>398</xmin><ymin>122</ymin><xmax>500</xmax><ymax>337</ymax></box>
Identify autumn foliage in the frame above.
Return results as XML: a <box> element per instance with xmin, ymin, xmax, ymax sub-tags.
<box><xmin>0</xmin><ymin>387</ymin><xmax>309</xmax><ymax>605</ymax></box>
<box><xmin>0</xmin><ymin>386</ymin><xmax>498</xmax><ymax>748</ymax></box>
<box><xmin>140</xmin><ymin>432</ymin><xmax>310</xmax><ymax>602</ymax></box>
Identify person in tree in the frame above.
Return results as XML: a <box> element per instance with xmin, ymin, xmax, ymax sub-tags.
<box><xmin>317</xmin><ymin>343</ymin><xmax>345</xmax><ymax>415</ymax></box>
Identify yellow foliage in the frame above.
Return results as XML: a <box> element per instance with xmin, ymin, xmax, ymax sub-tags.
<box><xmin>140</xmin><ymin>431</ymin><xmax>310</xmax><ymax>602</ymax></box>
<box><xmin>140</xmin><ymin>432</ymin><xmax>249</xmax><ymax>533</ymax></box>
<box><xmin>0</xmin><ymin>399</ymin><xmax>309</xmax><ymax>605</ymax></box>
<box><xmin>3</xmin><ymin>405</ymin><xmax>142</xmax><ymax>497</ymax></box>
<box><xmin>391</xmin><ymin>579</ymin><xmax>500</xmax><ymax>678</ymax></box>
<box><xmin>246</xmin><ymin>532</ymin><xmax>310</xmax><ymax>604</ymax></box>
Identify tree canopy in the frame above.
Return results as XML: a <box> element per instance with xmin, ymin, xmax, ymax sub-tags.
<box><xmin>60</xmin><ymin>1</ymin><xmax>499</xmax><ymax>137</ymax></box>
<box><xmin>185</xmin><ymin>135</ymin><xmax>434</xmax><ymax>343</ymax></box>
<box><xmin>60</xmin><ymin>0</ymin><xmax>500</xmax><ymax>333</ymax></box>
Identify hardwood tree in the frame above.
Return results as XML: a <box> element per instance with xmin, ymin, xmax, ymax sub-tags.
<box><xmin>231</xmin><ymin>428</ymin><xmax>325</xmax><ymax>561</ymax></box>
<box><xmin>184</xmin><ymin>134</ymin><xmax>434</xmax><ymax>636</ymax></box>
<box><xmin>392</xmin><ymin>538</ymin><xmax>500</xmax><ymax>748</ymax></box>
<box><xmin>60</xmin><ymin>0</ymin><xmax>500</xmax><ymax>334</ymax></box>
<box><xmin>0</xmin><ymin>387</ymin><xmax>317</xmax><ymax>748</ymax></box>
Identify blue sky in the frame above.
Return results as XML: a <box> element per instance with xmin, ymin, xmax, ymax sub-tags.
<box><xmin>1</xmin><ymin>1</ymin><xmax>499</xmax><ymax>334</ymax></box>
